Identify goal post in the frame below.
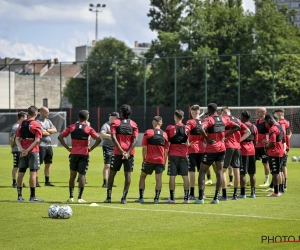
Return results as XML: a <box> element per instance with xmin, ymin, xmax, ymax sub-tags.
<box><xmin>0</xmin><ymin>111</ymin><xmax>67</xmax><ymax>146</ymax></box>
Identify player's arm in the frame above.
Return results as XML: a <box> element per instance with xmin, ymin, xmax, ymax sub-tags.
<box><xmin>22</xmin><ymin>137</ymin><xmax>40</xmax><ymax>156</ymax></box>
<box><xmin>89</xmin><ymin>135</ymin><xmax>102</xmax><ymax>152</ymax></box>
<box><xmin>199</xmin><ymin>124</ymin><xmax>215</xmax><ymax>144</ymax></box>
<box><xmin>111</xmin><ymin>134</ymin><xmax>125</xmax><ymax>154</ymax></box>
<box><xmin>125</xmin><ymin>136</ymin><xmax>138</xmax><ymax>156</ymax></box>
<box><xmin>164</xmin><ymin>149</ymin><xmax>169</xmax><ymax>165</ymax></box>
<box><xmin>47</xmin><ymin>126</ymin><xmax>57</xmax><ymax>134</ymax></box>
<box><xmin>225</xmin><ymin>122</ymin><xmax>240</xmax><ymax>138</ymax></box>
<box><xmin>240</xmin><ymin>125</ymin><xmax>251</xmax><ymax>142</ymax></box>
<box><xmin>57</xmin><ymin>134</ymin><xmax>71</xmax><ymax>152</ymax></box>
<box><xmin>100</xmin><ymin>131</ymin><xmax>111</xmax><ymax>139</ymax></box>
<box><xmin>15</xmin><ymin>137</ymin><xmax>23</xmax><ymax>152</ymax></box>
<box><xmin>142</xmin><ymin>146</ymin><xmax>147</xmax><ymax>162</ymax></box>
<box><xmin>9</xmin><ymin>137</ymin><xmax>14</xmax><ymax>151</ymax></box>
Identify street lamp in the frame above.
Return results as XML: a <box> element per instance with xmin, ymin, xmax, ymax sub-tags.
<box><xmin>89</xmin><ymin>3</ymin><xmax>106</xmax><ymax>42</ymax></box>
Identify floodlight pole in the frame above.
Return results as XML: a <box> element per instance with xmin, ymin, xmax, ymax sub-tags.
<box><xmin>89</xmin><ymin>3</ymin><xmax>106</xmax><ymax>42</ymax></box>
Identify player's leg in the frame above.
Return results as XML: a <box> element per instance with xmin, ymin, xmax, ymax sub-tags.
<box><xmin>44</xmin><ymin>146</ymin><xmax>54</xmax><ymax>186</ymax></box>
<box><xmin>179</xmin><ymin>157</ymin><xmax>189</xmax><ymax>203</ymax></box>
<box><xmin>17</xmin><ymin>163</ymin><xmax>26</xmax><ymax>201</ymax></box>
<box><xmin>102</xmin><ymin>146</ymin><xmax>114</xmax><ymax>188</ymax></box>
<box><xmin>267</xmin><ymin>157</ymin><xmax>280</xmax><ymax>197</ymax></box>
<box><xmin>76</xmin><ymin>155</ymin><xmax>89</xmax><ymax>203</ymax></box>
<box><xmin>232</xmin><ymin>149</ymin><xmax>241</xmax><ymax>200</ymax></box>
<box><xmin>135</xmin><ymin>162</ymin><xmax>150</xmax><ymax>203</ymax></box>
<box><xmin>188</xmin><ymin>154</ymin><xmax>196</xmax><ymax>199</ymax></box>
<box><xmin>105</xmin><ymin>155</ymin><xmax>122</xmax><ymax>202</ymax></box>
<box><xmin>120</xmin><ymin>155</ymin><xmax>134</xmax><ymax>204</ymax></box>
<box><xmin>12</xmin><ymin>152</ymin><xmax>21</xmax><ymax>188</ymax></box>
<box><xmin>102</xmin><ymin>163</ymin><xmax>110</xmax><ymax>187</ymax></box>
<box><xmin>221</xmin><ymin>149</ymin><xmax>234</xmax><ymax>200</ymax></box>
<box><xmin>166</xmin><ymin>156</ymin><xmax>177</xmax><ymax>203</ymax></box>
<box><xmin>205</xmin><ymin>167</ymin><xmax>213</xmax><ymax>185</ymax></box>
<box><xmin>28</xmin><ymin>152</ymin><xmax>43</xmax><ymax>202</ymax></box>
<box><xmin>154</xmin><ymin>171</ymin><xmax>163</xmax><ymax>204</ymax></box>
<box><xmin>260</xmin><ymin>148</ymin><xmax>270</xmax><ymax>186</ymax></box>
<box><xmin>281</xmin><ymin>152</ymin><xmax>288</xmax><ymax>190</ymax></box>
<box><xmin>228</xmin><ymin>166</ymin><xmax>234</xmax><ymax>186</ymax></box>
<box><xmin>239</xmin><ymin>156</ymin><xmax>248</xmax><ymax>198</ymax></box>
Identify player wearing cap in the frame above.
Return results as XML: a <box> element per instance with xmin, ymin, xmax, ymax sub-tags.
<box><xmin>100</xmin><ymin>112</ymin><xmax>119</xmax><ymax>188</ymax></box>
<box><xmin>135</xmin><ymin>116</ymin><xmax>168</xmax><ymax>204</ymax></box>
<box><xmin>58</xmin><ymin>110</ymin><xmax>101</xmax><ymax>203</ymax></box>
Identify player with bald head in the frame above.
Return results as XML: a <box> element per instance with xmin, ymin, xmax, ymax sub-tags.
<box><xmin>255</xmin><ymin>107</ymin><xmax>270</xmax><ymax>187</ymax></box>
<box><xmin>36</xmin><ymin>106</ymin><xmax>57</xmax><ymax>186</ymax></box>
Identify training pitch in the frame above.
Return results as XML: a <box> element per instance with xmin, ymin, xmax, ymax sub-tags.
<box><xmin>0</xmin><ymin>146</ymin><xmax>299</xmax><ymax>249</ymax></box>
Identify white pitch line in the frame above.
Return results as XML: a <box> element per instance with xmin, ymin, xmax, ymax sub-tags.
<box><xmin>69</xmin><ymin>203</ymin><xmax>300</xmax><ymax>221</ymax></box>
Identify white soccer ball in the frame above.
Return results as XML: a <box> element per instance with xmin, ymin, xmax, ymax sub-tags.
<box><xmin>291</xmin><ymin>156</ymin><xmax>297</xmax><ymax>162</ymax></box>
<box><xmin>298</xmin><ymin>157</ymin><xmax>300</xmax><ymax>162</ymax></box>
<box><xmin>57</xmin><ymin>205</ymin><xmax>73</xmax><ymax>219</ymax></box>
<box><xmin>48</xmin><ymin>204</ymin><xmax>60</xmax><ymax>218</ymax></box>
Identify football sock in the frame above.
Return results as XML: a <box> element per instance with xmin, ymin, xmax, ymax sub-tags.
<box><xmin>251</xmin><ymin>187</ymin><xmax>255</xmax><ymax>195</ymax></box>
<box><xmin>269</xmin><ymin>180</ymin><xmax>274</xmax><ymax>188</ymax></box>
<box><xmin>103</xmin><ymin>179</ymin><xmax>107</xmax><ymax>185</ymax></box>
<box><xmin>190</xmin><ymin>187</ymin><xmax>194</xmax><ymax>196</ymax></box>
<box><xmin>279</xmin><ymin>184</ymin><xmax>284</xmax><ymax>193</ymax></box>
<box><xmin>30</xmin><ymin>187</ymin><xmax>35</xmax><ymax>197</ymax></box>
<box><xmin>45</xmin><ymin>176</ymin><xmax>50</xmax><ymax>183</ymax></box>
<box><xmin>241</xmin><ymin>187</ymin><xmax>246</xmax><ymax>196</ymax></box>
<box><xmin>207</xmin><ymin>174</ymin><xmax>211</xmax><ymax>180</ymax></box>
<box><xmin>233</xmin><ymin>188</ymin><xmax>238</xmax><ymax>197</ymax></box>
<box><xmin>107</xmin><ymin>189</ymin><xmax>112</xmax><ymax>199</ymax></box>
<box><xmin>213</xmin><ymin>190</ymin><xmax>220</xmax><ymax>200</ymax></box>
<box><xmin>265</xmin><ymin>175</ymin><xmax>269</xmax><ymax>183</ymax></box>
<box><xmin>69</xmin><ymin>187</ymin><xmax>74</xmax><ymax>198</ymax></box>
<box><xmin>17</xmin><ymin>187</ymin><xmax>22</xmax><ymax>197</ymax></box>
<box><xmin>122</xmin><ymin>190</ymin><xmax>128</xmax><ymax>200</ymax></box>
<box><xmin>184</xmin><ymin>190</ymin><xmax>189</xmax><ymax>200</ymax></box>
<box><xmin>154</xmin><ymin>190</ymin><xmax>161</xmax><ymax>200</ymax></box>
<box><xmin>274</xmin><ymin>185</ymin><xmax>279</xmax><ymax>194</ymax></box>
<box><xmin>13</xmin><ymin>179</ymin><xmax>16</xmax><ymax>185</ymax></box>
<box><xmin>222</xmin><ymin>188</ymin><xmax>227</xmax><ymax>198</ymax></box>
<box><xmin>198</xmin><ymin>189</ymin><xmax>204</xmax><ymax>200</ymax></box>
<box><xmin>229</xmin><ymin>175</ymin><xmax>233</xmax><ymax>182</ymax></box>
<box><xmin>170</xmin><ymin>190</ymin><xmax>175</xmax><ymax>201</ymax></box>
<box><xmin>139</xmin><ymin>189</ymin><xmax>144</xmax><ymax>199</ymax></box>
<box><xmin>78</xmin><ymin>187</ymin><xmax>84</xmax><ymax>199</ymax></box>
<box><xmin>284</xmin><ymin>178</ymin><xmax>287</xmax><ymax>188</ymax></box>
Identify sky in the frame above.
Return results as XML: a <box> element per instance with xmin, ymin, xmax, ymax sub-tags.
<box><xmin>0</xmin><ymin>0</ymin><xmax>255</xmax><ymax>62</ymax></box>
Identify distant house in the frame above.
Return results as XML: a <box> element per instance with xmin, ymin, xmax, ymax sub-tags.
<box><xmin>43</xmin><ymin>63</ymin><xmax>81</xmax><ymax>78</ymax></box>
<box><xmin>25</xmin><ymin>59</ymin><xmax>53</xmax><ymax>75</ymax></box>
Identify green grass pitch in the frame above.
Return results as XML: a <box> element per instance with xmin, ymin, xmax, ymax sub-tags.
<box><xmin>0</xmin><ymin>146</ymin><xmax>300</xmax><ymax>250</ymax></box>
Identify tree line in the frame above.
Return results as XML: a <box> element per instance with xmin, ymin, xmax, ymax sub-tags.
<box><xmin>65</xmin><ymin>0</ymin><xmax>300</xmax><ymax>108</ymax></box>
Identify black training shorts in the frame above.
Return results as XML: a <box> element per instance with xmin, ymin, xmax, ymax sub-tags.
<box><xmin>69</xmin><ymin>154</ymin><xmax>89</xmax><ymax>175</ymax></box>
<box><xmin>110</xmin><ymin>154</ymin><xmax>134</xmax><ymax>172</ymax></box>
<box><xmin>142</xmin><ymin>162</ymin><xmax>165</xmax><ymax>175</ymax></box>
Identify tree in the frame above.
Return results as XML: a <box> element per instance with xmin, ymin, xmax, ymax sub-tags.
<box><xmin>64</xmin><ymin>37</ymin><xmax>143</xmax><ymax>108</ymax></box>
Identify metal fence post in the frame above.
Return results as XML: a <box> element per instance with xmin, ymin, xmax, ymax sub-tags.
<box><xmin>34</xmin><ymin>64</ymin><xmax>36</xmax><ymax>106</ymax></box>
<box><xmin>8</xmin><ymin>64</ymin><xmax>11</xmax><ymax>112</ymax></box>
<box><xmin>143</xmin><ymin>59</ymin><xmax>147</xmax><ymax>131</ymax></box>
<box><xmin>205</xmin><ymin>57</ymin><xmax>208</xmax><ymax>106</ymax></box>
<box><xmin>87</xmin><ymin>62</ymin><xmax>89</xmax><ymax>110</ymax></box>
<box><xmin>60</xmin><ymin>62</ymin><xmax>62</xmax><ymax>111</ymax></box>
<box><xmin>174</xmin><ymin>57</ymin><xmax>177</xmax><ymax>109</ymax></box>
<box><xmin>114</xmin><ymin>60</ymin><xmax>118</xmax><ymax>111</ymax></box>
<box><xmin>238</xmin><ymin>54</ymin><xmax>240</xmax><ymax>106</ymax></box>
<box><xmin>272</xmin><ymin>53</ymin><xmax>275</xmax><ymax>106</ymax></box>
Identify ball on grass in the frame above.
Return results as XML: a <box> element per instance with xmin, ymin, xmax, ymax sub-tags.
<box><xmin>48</xmin><ymin>204</ymin><xmax>60</xmax><ymax>218</ymax></box>
<box><xmin>57</xmin><ymin>205</ymin><xmax>73</xmax><ymax>219</ymax></box>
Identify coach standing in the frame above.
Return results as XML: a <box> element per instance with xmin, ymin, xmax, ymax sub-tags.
<box><xmin>100</xmin><ymin>112</ymin><xmax>119</xmax><ymax>188</ymax></box>
<box><xmin>36</xmin><ymin>106</ymin><xmax>57</xmax><ymax>187</ymax></box>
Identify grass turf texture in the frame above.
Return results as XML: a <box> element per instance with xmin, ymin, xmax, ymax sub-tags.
<box><xmin>0</xmin><ymin>146</ymin><xmax>300</xmax><ymax>250</ymax></box>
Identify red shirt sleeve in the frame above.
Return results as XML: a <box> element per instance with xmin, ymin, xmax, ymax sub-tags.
<box><xmin>61</xmin><ymin>125</ymin><xmax>73</xmax><ymax>137</ymax></box>
<box><xmin>163</xmin><ymin>132</ymin><xmax>169</xmax><ymax>149</ymax></box>
<box><xmin>85</xmin><ymin>126</ymin><xmax>99</xmax><ymax>139</ymax></box>
<box><xmin>142</xmin><ymin>130</ymin><xmax>149</xmax><ymax>146</ymax></box>
<box><xmin>131</xmin><ymin>120</ymin><xmax>139</xmax><ymax>137</ymax></box>
<box><xmin>268</xmin><ymin>127</ymin><xmax>277</xmax><ymax>143</ymax></box>
<box><xmin>30</xmin><ymin>121</ymin><xmax>43</xmax><ymax>138</ymax></box>
<box><xmin>201</xmin><ymin>117</ymin><xmax>214</xmax><ymax>130</ymax></box>
<box><xmin>240</xmin><ymin>122</ymin><xmax>248</xmax><ymax>134</ymax></box>
<box><xmin>110</xmin><ymin>120</ymin><xmax>117</xmax><ymax>135</ymax></box>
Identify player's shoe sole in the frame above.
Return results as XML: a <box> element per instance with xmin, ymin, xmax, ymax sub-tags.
<box><xmin>249</xmin><ymin>194</ymin><xmax>256</xmax><ymax>198</ymax></box>
<box><xmin>165</xmin><ymin>199</ymin><xmax>175</xmax><ymax>204</ymax></box>
<box><xmin>78</xmin><ymin>199</ymin><xmax>86</xmax><ymax>203</ymax></box>
<box><xmin>267</xmin><ymin>192</ymin><xmax>281</xmax><ymax>197</ymax></box>
<box><xmin>192</xmin><ymin>198</ymin><xmax>204</xmax><ymax>204</ymax></box>
<box><xmin>67</xmin><ymin>198</ymin><xmax>74</xmax><ymax>203</ymax></box>
<box><xmin>135</xmin><ymin>198</ymin><xmax>144</xmax><ymax>203</ymax></box>
<box><xmin>29</xmin><ymin>197</ymin><xmax>44</xmax><ymax>202</ymax></box>
<box><xmin>18</xmin><ymin>196</ymin><xmax>24</xmax><ymax>201</ymax></box>
<box><xmin>259</xmin><ymin>182</ymin><xmax>269</xmax><ymax>187</ymax></box>
<box><xmin>237</xmin><ymin>195</ymin><xmax>246</xmax><ymax>199</ymax></box>
<box><xmin>218</xmin><ymin>196</ymin><xmax>228</xmax><ymax>201</ymax></box>
<box><xmin>210</xmin><ymin>199</ymin><xmax>219</xmax><ymax>204</ymax></box>
<box><xmin>205</xmin><ymin>180</ymin><xmax>213</xmax><ymax>185</ymax></box>
<box><xmin>121</xmin><ymin>199</ymin><xmax>127</xmax><ymax>204</ymax></box>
